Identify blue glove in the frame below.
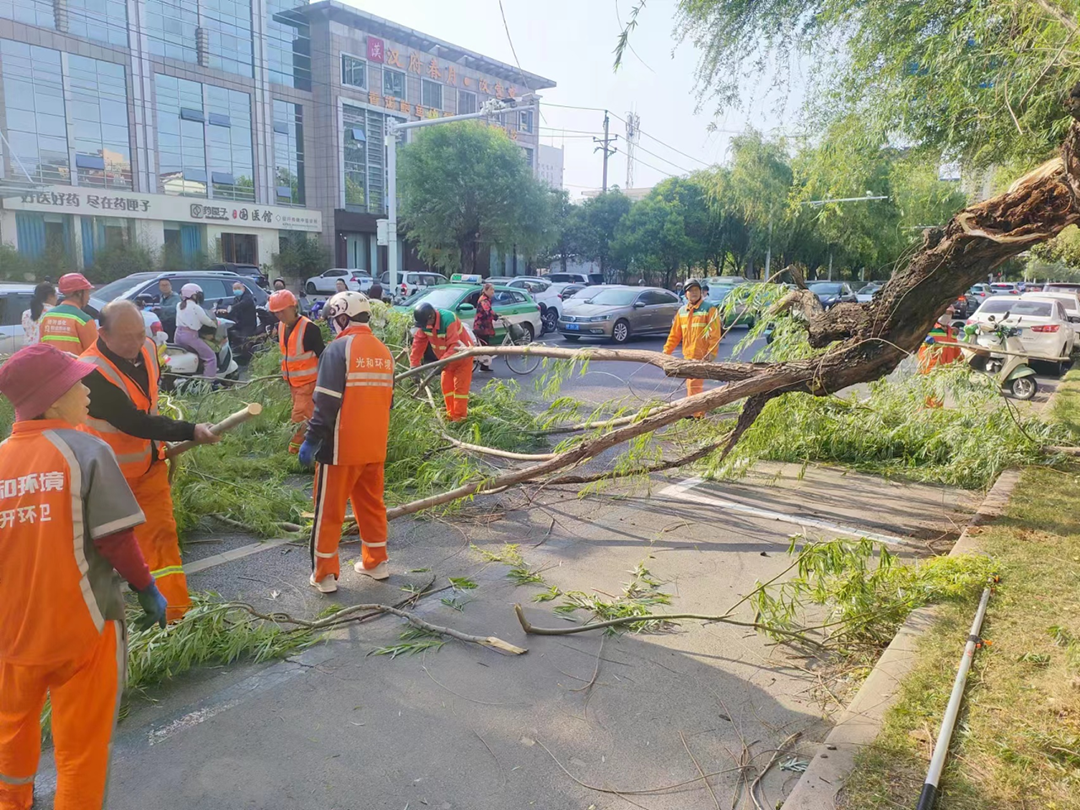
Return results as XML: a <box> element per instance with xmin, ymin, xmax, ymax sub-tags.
<box><xmin>924</xmin><ymin>336</ymin><xmax>935</xmax><ymax>345</ymax></box>
<box><xmin>298</xmin><ymin>439</ymin><xmax>318</xmax><ymax>468</ymax></box>
<box><xmin>134</xmin><ymin>581</ymin><xmax>168</xmax><ymax>631</ymax></box>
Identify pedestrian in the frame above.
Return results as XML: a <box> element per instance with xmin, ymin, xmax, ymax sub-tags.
<box><xmin>269</xmin><ymin>289</ymin><xmax>324</xmax><ymax>454</ymax></box>
<box><xmin>674</xmin><ymin>281</ymin><xmax>685</xmax><ymax>302</ymax></box>
<box><xmin>334</xmin><ymin>279</ymin><xmax>348</xmax><ymax>294</ymax></box>
<box><xmin>218</xmin><ymin>281</ymin><xmax>258</xmax><ymax>365</ymax></box>
<box><xmin>156</xmin><ymin>278</ymin><xmax>182</xmax><ymax>338</ymax></box>
<box><xmin>473</xmin><ymin>283</ymin><xmax>500</xmax><ymax>372</ymax></box>
<box><xmin>272</xmin><ymin>278</ymin><xmax>288</xmax><ymax>291</ymax></box>
<box><xmin>663</xmin><ymin>278</ymin><xmax>721</xmax><ymax>418</ymax></box>
<box><xmin>0</xmin><ymin>343</ymin><xmax>168</xmax><ymax>810</ymax></box>
<box><xmin>410</xmin><ymin>302</ymin><xmax>474</xmax><ymax>421</ymax></box>
<box><xmin>368</xmin><ymin>281</ymin><xmax>384</xmax><ymax>303</ymax></box>
<box><xmin>38</xmin><ymin>273</ymin><xmax>98</xmax><ymax>355</ymax></box>
<box><xmin>21</xmin><ymin>281</ymin><xmax>57</xmax><ymax>345</ymax></box>
<box><xmin>299</xmin><ymin>292</ymin><xmax>393</xmax><ymax>593</ymax></box>
<box><xmin>134</xmin><ymin>294</ymin><xmax>166</xmax><ymax>344</ymax></box>
<box><xmin>918</xmin><ymin>306</ymin><xmax>963</xmax><ymax>408</ymax></box>
<box><xmin>80</xmin><ymin>300</ymin><xmax>221</xmax><ymax>621</ymax></box>
<box><xmin>174</xmin><ymin>283</ymin><xmax>219</xmax><ymax>379</ymax></box>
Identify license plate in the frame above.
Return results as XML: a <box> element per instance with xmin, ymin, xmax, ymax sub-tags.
<box><xmin>565</xmin><ymin>323</ymin><xmax>580</xmax><ymax>331</ymax></box>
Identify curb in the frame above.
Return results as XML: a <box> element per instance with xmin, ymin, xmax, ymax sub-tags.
<box><xmin>781</xmin><ymin>468</ymin><xmax>1022</xmax><ymax>809</ymax></box>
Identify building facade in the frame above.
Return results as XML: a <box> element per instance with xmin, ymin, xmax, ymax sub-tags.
<box><xmin>536</xmin><ymin>144</ymin><xmax>563</xmax><ymax>189</ymax></box>
<box><xmin>0</xmin><ymin>0</ymin><xmax>554</xmax><ymax>277</ymax></box>
<box><xmin>300</xmin><ymin>1</ymin><xmax>555</xmax><ymax>274</ymax></box>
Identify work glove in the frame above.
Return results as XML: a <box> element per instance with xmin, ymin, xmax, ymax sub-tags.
<box><xmin>298</xmin><ymin>439</ymin><xmax>319</xmax><ymax>468</ymax></box>
<box><xmin>134</xmin><ymin>581</ymin><xmax>168</xmax><ymax>631</ymax></box>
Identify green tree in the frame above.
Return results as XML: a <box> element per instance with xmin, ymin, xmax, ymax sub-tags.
<box><xmin>398</xmin><ymin>121</ymin><xmax>555</xmax><ymax>275</ymax></box>
<box><xmin>272</xmin><ymin>236</ymin><xmax>331</xmax><ymax>284</ymax></box>
<box><xmin>85</xmin><ymin>240</ymin><xmax>155</xmax><ymax>283</ymax></box>
<box><xmin>576</xmin><ymin>191</ymin><xmax>633</xmax><ymax>280</ymax></box>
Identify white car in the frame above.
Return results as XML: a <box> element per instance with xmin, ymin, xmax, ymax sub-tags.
<box><xmin>305</xmin><ymin>269</ymin><xmax>373</xmax><ymax>296</ymax></box>
<box><xmin>381</xmin><ymin>271</ymin><xmax>448</xmax><ymax>302</ymax></box>
<box><xmin>1022</xmin><ymin>290</ymin><xmax>1080</xmax><ymax>323</ymax></box>
<box><xmin>486</xmin><ymin>276</ymin><xmax>563</xmax><ymax>333</ymax></box>
<box><xmin>968</xmin><ymin>295</ymin><xmax>1076</xmax><ymax>365</ymax></box>
<box><xmin>0</xmin><ymin>283</ymin><xmax>38</xmax><ymax>355</ymax></box>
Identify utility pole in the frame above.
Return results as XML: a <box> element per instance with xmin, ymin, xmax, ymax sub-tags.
<box><xmin>593</xmin><ymin>110</ymin><xmax>618</xmax><ymax>192</ymax></box>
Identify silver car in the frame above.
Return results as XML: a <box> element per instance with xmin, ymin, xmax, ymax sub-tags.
<box><xmin>559</xmin><ymin>285</ymin><xmax>681</xmax><ymax>343</ymax></box>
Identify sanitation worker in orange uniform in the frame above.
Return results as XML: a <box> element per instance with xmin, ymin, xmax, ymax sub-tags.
<box><xmin>409</xmin><ymin>302</ymin><xmax>474</xmax><ymax>421</ymax></box>
<box><xmin>663</xmin><ymin>278</ymin><xmax>722</xmax><ymax>418</ymax></box>
<box><xmin>300</xmin><ymin>291</ymin><xmax>394</xmax><ymax>593</ymax></box>
<box><xmin>0</xmin><ymin>343</ymin><xmax>168</xmax><ymax>810</ymax></box>
<box><xmin>38</xmin><ymin>273</ymin><xmax>98</xmax><ymax>356</ymax></box>
<box><xmin>269</xmin><ymin>289</ymin><xmax>324</xmax><ymax>454</ymax></box>
<box><xmin>79</xmin><ymin>301</ymin><xmax>221</xmax><ymax>621</ymax></box>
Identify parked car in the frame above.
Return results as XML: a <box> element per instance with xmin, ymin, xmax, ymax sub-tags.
<box><xmin>547</xmin><ymin>271</ymin><xmax>605</xmax><ymax>285</ymax></box>
<box><xmin>305</xmin><ymin>268</ymin><xmax>373</xmax><ymax>296</ymax></box>
<box><xmin>969</xmin><ymin>283</ymin><xmax>992</xmax><ymax>302</ymax></box>
<box><xmin>0</xmin><ymin>283</ymin><xmax>38</xmax><ymax>355</ymax></box>
<box><xmin>204</xmin><ymin>263</ymin><xmax>267</xmax><ymax>289</ymax></box>
<box><xmin>990</xmin><ymin>282</ymin><xmax>1021</xmax><ymax>295</ymax></box>
<box><xmin>380</xmin><ymin>271</ymin><xmax>448</xmax><ymax>302</ymax></box>
<box><xmin>1022</xmin><ymin>290</ymin><xmax>1080</xmax><ymax>324</ymax></box>
<box><xmin>392</xmin><ymin>282</ymin><xmax>542</xmax><ymax>341</ymax></box>
<box><xmin>486</xmin><ymin>276</ymin><xmax>562</xmax><ymax>333</ymax></box>
<box><xmin>90</xmin><ymin>270</ymin><xmax>269</xmax><ymax>315</ymax></box>
<box><xmin>808</xmin><ymin>281</ymin><xmax>857</xmax><ymax>308</ymax></box>
<box><xmin>707</xmin><ymin>285</ymin><xmax>755</xmax><ymax>328</ymax></box>
<box><xmin>555</xmin><ymin>283</ymin><xmax>588</xmax><ymax>301</ymax></box>
<box><xmin>855</xmin><ymin>282</ymin><xmax>883</xmax><ymax>303</ymax></box>
<box><xmin>703</xmin><ymin>276</ymin><xmax>749</xmax><ymax>290</ymax></box>
<box><xmin>1041</xmin><ymin>282</ymin><xmax>1080</xmax><ymax>295</ymax></box>
<box><xmin>968</xmin><ymin>295</ymin><xmax>1076</xmax><ymax>368</ymax></box>
<box><xmin>559</xmin><ymin>286</ymin><xmax>681</xmax><ymax>344</ymax></box>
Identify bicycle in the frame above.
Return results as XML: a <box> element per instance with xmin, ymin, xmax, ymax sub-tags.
<box><xmin>476</xmin><ymin>322</ymin><xmax>541</xmax><ymax>375</ymax></box>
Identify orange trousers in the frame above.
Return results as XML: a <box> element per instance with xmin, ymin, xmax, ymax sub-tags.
<box><xmin>288</xmin><ymin>381</ymin><xmax>316</xmax><ymax>454</ymax></box>
<box><xmin>686</xmin><ymin>377</ymin><xmax>705</xmax><ymax>417</ymax></box>
<box><xmin>130</xmin><ymin>462</ymin><xmax>189</xmax><ymax>622</ymax></box>
<box><xmin>441</xmin><ymin>358</ymin><xmax>473</xmax><ymax>421</ymax></box>
<box><xmin>310</xmin><ymin>462</ymin><xmax>387</xmax><ymax>583</ymax></box>
<box><xmin>0</xmin><ymin>621</ymin><xmax>124</xmax><ymax>810</ymax></box>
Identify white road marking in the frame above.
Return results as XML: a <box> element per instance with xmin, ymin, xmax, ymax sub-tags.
<box><xmin>659</xmin><ymin>477</ymin><xmax>907</xmax><ymax>546</ymax></box>
<box><xmin>184</xmin><ymin>536</ymin><xmax>298</xmax><ymax>574</ymax></box>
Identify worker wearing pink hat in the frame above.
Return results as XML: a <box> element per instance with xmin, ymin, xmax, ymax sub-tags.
<box><xmin>0</xmin><ymin>343</ymin><xmax>167</xmax><ymax>810</ymax></box>
<box><xmin>38</xmin><ymin>273</ymin><xmax>98</xmax><ymax>355</ymax></box>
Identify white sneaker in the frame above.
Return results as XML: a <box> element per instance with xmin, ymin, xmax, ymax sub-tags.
<box><xmin>309</xmin><ymin>572</ymin><xmax>338</xmax><ymax>593</ymax></box>
<box><xmin>354</xmin><ymin>560</ymin><xmax>390</xmax><ymax>581</ymax></box>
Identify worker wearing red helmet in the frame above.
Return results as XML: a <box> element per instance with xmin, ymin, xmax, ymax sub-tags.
<box><xmin>269</xmin><ymin>289</ymin><xmax>324</xmax><ymax>454</ymax></box>
<box><xmin>0</xmin><ymin>344</ymin><xmax>168</xmax><ymax>810</ymax></box>
<box><xmin>38</xmin><ymin>273</ymin><xmax>98</xmax><ymax>355</ymax></box>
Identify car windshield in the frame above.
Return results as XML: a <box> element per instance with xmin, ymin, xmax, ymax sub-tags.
<box><xmin>706</xmin><ymin>287</ymin><xmax>731</xmax><ymax>302</ymax></box>
<box><xmin>857</xmin><ymin>284</ymin><xmax>880</xmax><ymax>295</ymax></box>
<box><xmin>93</xmin><ymin>276</ymin><xmax>153</xmax><ymax>301</ymax></box>
<box><xmin>407</xmin><ymin>287</ymin><xmax>466</xmax><ymax>309</ymax></box>
<box><xmin>980</xmin><ymin>299</ymin><xmax>1052</xmax><ymax>317</ymax></box>
<box><xmin>809</xmin><ymin>283</ymin><xmax>844</xmax><ymax>295</ymax></box>
<box><xmin>582</xmin><ymin>288</ymin><xmax>639</xmax><ymax>306</ymax></box>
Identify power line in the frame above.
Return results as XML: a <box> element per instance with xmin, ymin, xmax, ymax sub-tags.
<box><xmin>612</xmin><ymin>146</ymin><xmax>680</xmax><ymax>181</ymax></box>
<box><xmin>631</xmin><ymin>141</ymin><xmax>693</xmax><ymax>174</ymax></box>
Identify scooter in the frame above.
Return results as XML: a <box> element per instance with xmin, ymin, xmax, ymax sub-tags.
<box><xmin>160</xmin><ymin>318</ymin><xmax>240</xmax><ymax>390</ymax></box>
<box><xmin>957</xmin><ymin>317</ymin><xmax>1039</xmax><ymax>400</ymax></box>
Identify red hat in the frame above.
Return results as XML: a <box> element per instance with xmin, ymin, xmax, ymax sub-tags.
<box><xmin>58</xmin><ymin>273</ymin><xmax>93</xmax><ymax>295</ymax></box>
<box><xmin>0</xmin><ymin>344</ymin><xmax>96</xmax><ymax>421</ymax></box>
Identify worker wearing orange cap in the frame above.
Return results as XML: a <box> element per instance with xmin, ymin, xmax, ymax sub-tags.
<box><xmin>0</xmin><ymin>343</ymin><xmax>168</xmax><ymax>810</ymax></box>
<box><xmin>38</xmin><ymin>273</ymin><xmax>98</xmax><ymax>355</ymax></box>
<box><xmin>269</xmin><ymin>289</ymin><xmax>325</xmax><ymax>454</ymax></box>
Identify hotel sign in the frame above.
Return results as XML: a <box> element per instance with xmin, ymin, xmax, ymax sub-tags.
<box><xmin>3</xmin><ymin>187</ymin><xmax>322</xmax><ymax>233</ymax></box>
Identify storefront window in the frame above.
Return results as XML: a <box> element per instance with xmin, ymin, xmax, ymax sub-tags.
<box><xmin>220</xmin><ymin>232</ymin><xmax>257</xmax><ymax>264</ymax></box>
<box><xmin>272</xmin><ymin>100</ymin><xmax>305</xmax><ymax>206</ymax></box>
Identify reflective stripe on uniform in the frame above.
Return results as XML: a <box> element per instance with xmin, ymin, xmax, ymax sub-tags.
<box><xmin>314</xmin><ymin>386</ymin><xmax>342</xmax><ymax>399</ymax></box>
<box><xmin>115</xmin><ymin>448</ymin><xmax>152</xmax><ymax>465</ymax></box>
<box><xmin>41</xmin><ymin>334</ymin><xmax>81</xmax><ymax>342</ymax></box>
<box><xmin>0</xmin><ymin>772</ymin><xmax>35</xmax><ymax>786</ymax></box>
<box><xmin>345</xmin><ymin>381</ymin><xmax>394</xmax><ymax>388</ymax></box>
<box><xmin>361</xmin><ymin>540</ymin><xmax>387</xmax><ymax>548</ymax></box>
<box><xmin>347</xmin><ymin>372</ymin><xmax>393</xmax><ymax>380</ymax></box>
<box><xmin>314</xmin><ymin>550</ymin><xmax>337</xmax><ymax>559</ymax></box>
<box><xmin>84</xmin><ymin>417</ymin><xmax>122</xmax><ymax>434</ymax></box>
<box><xmin>285</xmin><ymin>366</ymin><xmax>317</xmax><ymax>377</ymax></box>
<box><xmin>151</xmin><ymin>565</ymin><xmax>185</xmax><ymax>579</ymax></box>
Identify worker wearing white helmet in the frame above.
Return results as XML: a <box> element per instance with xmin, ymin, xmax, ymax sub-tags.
<box><xmin>299</xmin><ymin>291</ymin><xmax>394</xmax><ymax>593</ymax></box>
<box><xmin>174</xmin><ymin>283</ymin><xmax>219</xmax><ymax>379</ymax></box>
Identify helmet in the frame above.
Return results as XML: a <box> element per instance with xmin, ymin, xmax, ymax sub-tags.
<box><xmin>135</xmin><ymin>294</ymin><xmax>154</xmax><ymax>306</ymax></box>
<box><xmin>325</xmin><ymin>291</ymin><xmax>371</xmax><ymax>322</ymax></box>
<box><xmin>684</xmin><ymin>278</ymin><xmax>702</xmax><ymax>292</ymax></box>
<box><xmin>58</xmin><ymin>273</ymin><xmax>92</xmax><ymax>295</ymax></box>
<box><xmin>413</xmin><ymin>302</ymin><xmax>436</xmax><ymax>329</ymax></box>
<box><xmin>268</xmin><ymin>289</ymin><xmax>298</xmax><ymax>312</ymax></box>
<box><xmin>180</xmin><ymin>283</ymin><xmax>203</xmax><ymax>300</ymax></box>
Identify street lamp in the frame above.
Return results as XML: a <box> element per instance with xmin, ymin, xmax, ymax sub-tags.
<box><xmin>384</xmin><ymin>95</ymin><xmax>538</xmax><ymax>289</ymax></box>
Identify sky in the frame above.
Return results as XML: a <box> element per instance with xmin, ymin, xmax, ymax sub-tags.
<box><xmin>342</xmin><ymin>0</ymin><xmax>806</xmax><ymax>198</ymax></box>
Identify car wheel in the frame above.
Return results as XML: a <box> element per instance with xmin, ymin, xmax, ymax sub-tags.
<box><xmin>520</xmin><ymin>321</ymin><xmax>535</xmax><ymax>341</ymax></box>
<box><xmin>305</xmin><ymin>282</ymin><xmax>317</xmax><ymax>295</ymax></box>
<box><xmin>562</xmin><ymin>334</ymin><xmax>580</xmax><ymax>342</ymax></box>
<box><xmin>542</xmin><ymin>308</ymin><xmax>559</xmax><ymax>334</ymax></box>
<box><xmin>611</xmin><ymin>319</ymin><xmax>630</xmax><ymax>344</ymax></box>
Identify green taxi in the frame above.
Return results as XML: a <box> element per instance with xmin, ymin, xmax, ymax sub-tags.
<box><xmin>392</xmin><ymin>275</ymin><xmax>543</xmax><ymax>340</ymax></box>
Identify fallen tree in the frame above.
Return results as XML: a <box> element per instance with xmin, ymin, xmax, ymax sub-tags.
<box><xmin>386</xmin><ymin>89</ymin><xmax>1080</xmax><ymax>519</ymax></box>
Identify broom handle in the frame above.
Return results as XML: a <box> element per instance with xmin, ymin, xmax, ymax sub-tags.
<box><xmin>165</xmin><ymin>403</ymin><xmax>263</xmax><ymax>459</ymax></box>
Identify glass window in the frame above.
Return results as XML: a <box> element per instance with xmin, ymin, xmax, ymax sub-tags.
<box><xmin>145</xmin><ymin>0</ymin><xmax>198</xmax><ymax>64</ymax></box>
<box><xmin>205</xmin><ymin>85</ymin><xmax>254</xmax><ymax>201</ymax></box>
<box><xmin>521</xmin><ymin>146</ymin><xmax>534</xmax><ymax>167</ymax></box>
<box><xmin>519</xmin><ymin>109</ymin><xmax>533</xmax><ymax>133</ymax></box>
<box><xmin>421</xmin><ymin>79</ymin><xmax>442</xmax><ymax>110</ymax></box>
<box><xmin>219</xmin><ymin>233</ymin><xmax>257</xmax><ymax>264</ymax></box>
<box><xmin>201</xmin><ymin>0</ymin><xmax>253</xmax><ymax>77</ymax></box>
<box><xmin>341</xmin><ymin>54</ymin><xmax>366</xmax><ymax>89</ymax></box>
<box><xmin>343</xmin><ymin>104</ymin><xmax>401</xmax><ymax>215</ymax></box>
<box><xmin>68</xmin><ymin>55</ymin><xmax>132</xmax><ymax>189</ymax></box>
<box><xmin>66</xmin><ymin>0</ymin><xmax>129</xmax><ymax>46</ymax></box>
<box><xmin>272</xmin><ymin>100</ymin><xmax>305</xmax><ymax>206</ymax></box>
<box><xmin>383</xmin><ymin>68</ymin><xmax>405</xmax><ymax>100</ymax></box>
<box><xmin>155</xmin><ymin>74</ymin><xmax>207</xmax><ymax>197</ymax></box>
<box><xmin>0</xmin><ymin>0</ymin><xmax>55</xmax><ymax>29</ymax></box>
<box><xmin>0</xmin><ymin>41</ymin><xmax>68</xmax><ymax>185</ymax></box>
<box><xmin>458</xmin><ymin>90</ymin><xmax>477</xmax><ymax>115</ymax></box>
<box><xmin>188</xmin><ymin>277</ymin><xmax>230</xmax><ymax>300</ymax></box>
<box><xmin>585</xmin><ymin>288</ymin><xmax>639</xmax><ymax>306</ymax></box>
<box><xmin>265</xmin><ymin>0</ymin><xmax>310</xmax><ymax>90</ymax></box>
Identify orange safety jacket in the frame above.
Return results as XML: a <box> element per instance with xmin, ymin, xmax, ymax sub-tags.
<box><xmin>663</xmin><ymin>298</ymin><xmax>721</xmax><ymax>361</ymax></box>
<box><xmin>279</xmin><ymin>316</ymin><xmax>319</xmax><ymax>387</ymax></box>
<box><xmin>409</xmin><ymin>308</ymin><xmax>474</xmax><ymax>367</ymax></box>
<box><xmin>308</xmin><ymin>323</ymin><xmax>394</xmax><ymax>466</ymax></box>
<box><xmin>78</xmin><ymin>338</ymin><xmax>165</xmax><ymax>480</ymax></box>
<box><xmin>38</xmin><ymin>303</ymin><xmax>98</xmax><ymax>356</ymax></box>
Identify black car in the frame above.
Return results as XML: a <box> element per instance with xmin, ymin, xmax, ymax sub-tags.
<box><xmin>808</xmin><ymin>282</ymin><xmax>857</xmax><ymax>308</ymax></box>
<box><xmin>205</xmin><ymin>263</ymin><xmax>268</xmax><ymax>289</ymax></box>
